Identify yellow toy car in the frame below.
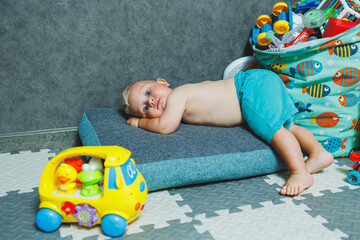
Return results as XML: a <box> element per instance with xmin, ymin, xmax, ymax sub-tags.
<box><xmin>35</xmin><ymin>146</ymin><xmax>148</xmax><ymax>237</ymax></box>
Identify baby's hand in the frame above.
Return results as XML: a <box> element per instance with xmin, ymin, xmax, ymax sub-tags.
<box><xmin>127</xmin><ymin>117</ymin><xmax>140</xmax><ymax>128</ymax></box>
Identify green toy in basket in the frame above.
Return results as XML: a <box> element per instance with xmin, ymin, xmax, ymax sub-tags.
<box><xmin>251</xmin><ymin>25</ymin><xmax>360</xmax><ymax>157</ymax></box>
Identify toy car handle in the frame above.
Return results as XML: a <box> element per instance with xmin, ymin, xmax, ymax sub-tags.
<box><xmin>44</xmin><ymin>146</ymin><xmax>132</xmax><ymax>174</ymax></box>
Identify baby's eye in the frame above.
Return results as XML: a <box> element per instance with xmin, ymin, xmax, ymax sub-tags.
<box><xmin>144</xmin><ymin>105</ymin><xmax>148</xmax><ymax>112</ymax></box>
<box><xmin>146</xmin><ymin>90</ymin><xmax>150</xmax><ymax>96</ymax></box>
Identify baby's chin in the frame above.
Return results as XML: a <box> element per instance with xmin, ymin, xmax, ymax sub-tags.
<box><xmin>161</xmin><ymin>98</ymin><xmax>167</xmax><ymax>109</ymax></box>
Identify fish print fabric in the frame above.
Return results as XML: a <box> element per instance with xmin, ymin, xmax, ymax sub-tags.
<box><xmin>252</xmin><ymin>25</ymin><xmax>360</xmax><ymax>157</ymax></box>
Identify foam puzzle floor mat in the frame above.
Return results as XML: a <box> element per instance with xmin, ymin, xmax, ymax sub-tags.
<box><xmin>1</xmin><ymin>149</ymin><xmax>359</xmax><ymax>239</ymax></box>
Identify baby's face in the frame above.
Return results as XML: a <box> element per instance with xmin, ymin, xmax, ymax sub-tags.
<box><xmin>128</xmin><ymin>79</ymin><xmax>172</xmax><ymax>118</ymax></box>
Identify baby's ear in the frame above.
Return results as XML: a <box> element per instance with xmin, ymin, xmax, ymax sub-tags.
<box><xmin>156</xmin><ymin>78</ymin><xmax>170</xmax><ymax>87</ymax></box>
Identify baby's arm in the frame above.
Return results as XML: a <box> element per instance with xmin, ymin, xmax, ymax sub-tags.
<box><xmin>129</xmin><ymin>89</ymin><xmax>186</xmax><ymax>134</ymax></box>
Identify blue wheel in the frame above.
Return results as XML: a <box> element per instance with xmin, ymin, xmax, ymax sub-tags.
<box><xmin>35</xmin><ymin>208</ymin><xmax>62</xmax><ymax>232</ymax></box>
<box><xmin>101</xmin><ymin>214</ymin><xmax>127</xmax><ymax>237</ymax></box>
<box><xmin>347</xmin><ymin>170</ymin><xmax>360</xmax><ymax>185</ymax></box>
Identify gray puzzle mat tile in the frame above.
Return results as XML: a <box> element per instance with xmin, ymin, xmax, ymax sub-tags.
<box><xmin>294</xmin><ymin>186</ymin><xmax>360</xmax><ymax>239</ymax></box>
<box><xmin>194</xmin><ymin>197</ymin><xmax>347</xmax><ymax>240</ymax></box>
<box><xmin>0</xmin><ymin>149</ymin><xmax>55</xmax><ymax>196</ymax></box>
<box><xmin>0</xmin><ymin>188</ymin><xmax>64</xmax><ymax>240</ymax></box>
<box><xmin>168</xmin><ymin>175</ymin><xmax>286</xmax><ymax>218</ymax></box>
<box><xmin>121</xmin><ymin>219</ymin><xmax>213</xmax><ymax>240</ymax></box>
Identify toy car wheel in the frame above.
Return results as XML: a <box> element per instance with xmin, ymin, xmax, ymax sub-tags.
<box><xmin>35</xmin><ymin>208</ymin><xmax>62</xmax><ymax>232</ymax></box>
<box><xmin>101</xmin><ymin>214</ymin><xmax>128</xmax><ymax>237</ymax></box>
<box><xmin>347</xmin><ymin>170</ymin><xmax>360</xmax><ymax>185</ymax></box>
<box><xmin>257</xmin><ymin>32</ymin><xmax>272</xmax><ymax>46</ymax></box>
<box><xmin>274</xmin><ymin>20</ymin><xmax>290</xmax><ymax>35</ymax></box>
<box><xmin>273</xmin><ymin>2</ymin><xmax>288</xmax><ymax>16</ymax></box>
<box><xmin>256</xmin><ymin>15</ymin><xmax>272</xmax><ymax>28</ymax></box>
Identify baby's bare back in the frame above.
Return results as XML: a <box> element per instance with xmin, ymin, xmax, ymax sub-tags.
<box><xmin>180</xmin><ymin>77</ymin><xmax>244</xmax><ymax>127</ymax></box>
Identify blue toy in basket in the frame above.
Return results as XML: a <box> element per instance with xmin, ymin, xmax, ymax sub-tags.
<box><xmin>293</xmin><ymin>0</ymin><xmax>321</xmax><ymax>14</ymax></box>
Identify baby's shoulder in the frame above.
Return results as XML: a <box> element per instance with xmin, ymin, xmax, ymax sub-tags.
<box><xmin>172</xmin><ymin>83</ymin><xmax>196</xmax><ymax>93</ymax></box>
<box><xmin>168</xmin><ymin>85</ymin><xmax>189</xmax><ymax>99</ymax></box>
<box><xmin>176</xmin><ymin>81</ymin><xmax>212</xmax><ymax>89</ymax></box>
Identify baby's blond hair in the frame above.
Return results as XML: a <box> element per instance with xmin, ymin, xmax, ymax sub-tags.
<box><xmin>122</xmin><ymin>82</ymin><xmax>135</xmax><ymax>115</ymax></box>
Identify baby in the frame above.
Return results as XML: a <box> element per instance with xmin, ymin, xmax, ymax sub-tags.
<box><xmin>122</xmin><ymin>69</ymin><xmax>334</xmax><ymax>196</ymax></box>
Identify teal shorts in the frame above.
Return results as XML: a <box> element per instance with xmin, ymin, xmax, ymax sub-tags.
<box><xmin>235</xmin><ymin>69</ymin><xmax>298</xmax><ymax>144</ymax></box>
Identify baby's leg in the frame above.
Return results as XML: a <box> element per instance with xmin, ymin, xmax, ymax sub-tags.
<box><xmin>270</xmin><ymin>127</ymin><xmax>314</xmax><ymax>196</ymax></box>
<box><xmin>289</xmin><ymin>124</ymin><xmax>334</xmax><ymax>173</ymax></box>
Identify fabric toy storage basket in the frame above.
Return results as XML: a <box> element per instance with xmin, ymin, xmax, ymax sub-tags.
<box><xmin>251</xmin><ymin>25</ymin><xmax>360</xmax><ymax>157</ymax></box>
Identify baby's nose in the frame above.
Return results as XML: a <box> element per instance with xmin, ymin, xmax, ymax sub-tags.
<box><xmin>148</xmin><ymin>97</ymin><xmax>155</xmax><ymax>106</ymax></box>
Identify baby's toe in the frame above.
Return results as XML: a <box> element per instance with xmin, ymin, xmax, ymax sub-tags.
<box><xmin>280</xmin><ymin>186</ymin><xmax>287</xmax><ymax>195</ymax></box>
<box><xmin>288</xmin><ymin>186</ymin><xmax>295</xmax><ymax>195</ymax></box>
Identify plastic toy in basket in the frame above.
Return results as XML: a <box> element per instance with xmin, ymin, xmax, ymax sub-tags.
<box><xmin>303</xmin><ymin>8</ymin><xmax>326</xmax><ymax>38</ymax></box>
<box><xmin>252</xmin><ymin>2</ymin><xmax>293</xmax><ymax>47</ymax></box>
<box><xmin>318</xmin><ymin>0</ymin><xmax>360</xmax><ymax>24</ymax></box>
<box><xmin>323</xmin><ymin>17</ymin><xmax>359</xmax><ymax>37</ymax></box>
<box><xmin>293</xmin><ymin>0</ymin><xmax>321</xmax><ymax>14</ymax></box>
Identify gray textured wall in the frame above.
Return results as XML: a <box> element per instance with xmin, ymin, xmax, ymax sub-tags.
<box><xmin>1</xmin><ymin>0</ymin><xmax>280</xmax><ymax>134</ymax></box>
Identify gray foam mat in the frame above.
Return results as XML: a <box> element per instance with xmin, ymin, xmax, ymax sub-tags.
<box><xmin>1</xmin><ymin>149</ymin><xmax>357</xmax><ymax>239</ymax></box>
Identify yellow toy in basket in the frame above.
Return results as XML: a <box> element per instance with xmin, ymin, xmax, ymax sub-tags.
<box><xmin>35</xmin><ymin>146</ymin><xmax>148</xmax><ymax>237</ymax></box>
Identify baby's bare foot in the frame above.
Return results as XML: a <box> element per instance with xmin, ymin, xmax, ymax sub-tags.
<box><xmin>305</xmin><ymin>150</ymin><xmax>334</xmax><ymax>174</ymax></box>
<box><xmin>280</xmin><ymin>172</ymin><xmax>314</xmax><ymax>196</ymax></box>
